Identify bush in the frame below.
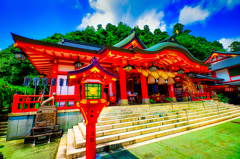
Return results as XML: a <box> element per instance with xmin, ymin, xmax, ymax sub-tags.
<box><xmin>0</xmin><ymin>78</ymin><xmax>34</xmax><ymax>109</ymax></box>
<box><xmin>217</xmin><ymin>93</ymin><xmax>229</xmax><ymax>103</ymax></box>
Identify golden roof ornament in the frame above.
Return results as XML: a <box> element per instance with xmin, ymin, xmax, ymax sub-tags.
<box><xmin>176</xmin><ymin>30</ymin><xmax>179</xmax><ymax>34</ymax></box>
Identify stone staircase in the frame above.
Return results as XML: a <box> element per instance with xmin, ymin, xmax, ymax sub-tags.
<box><xmin>56</xmin><ymin>101</ymin><xmax>240</xmax><ymax>159</ymax></box>
<box><xmin>0</xmin><ymin>122</ymin><xmax>8</xmax><ymax>137</ymax></box>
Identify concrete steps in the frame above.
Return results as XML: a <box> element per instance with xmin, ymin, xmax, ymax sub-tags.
<box><xmin>56</xmin><ymin>101</ymin><xmax>240</xmax><ymax>159</ymax></box>
<box><xmin>0</xmin><ymin>122</ymin><xmax>8</xmax><ymax>136</ymax></box>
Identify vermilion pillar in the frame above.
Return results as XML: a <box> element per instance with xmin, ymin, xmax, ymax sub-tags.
<box><xmin>119</xmin><ymin>65</ymin><xmax>128</xmax><ymax>105</ymax></box>
<box><xmin>50</xmin><ymin>62</ymin><xmax>58</xmax><ymax>95</ymax></box>
<box><xmin>75</xmin><ymin>68</ymin><xmax>80</xmax><ymax>98</ymax></box>
<box><xmin>140</xmin><ymin>74</ymin><xmax>149</xmax><ymax>104</ymax></box>
<box><xmin>85</xmin><ymin>106</ymin><xmax>96</xmax><ymax>159</ymax></box>
<box><xmin>168</xmin><ymin>84</ymin><xmax>176</xmax><ymax>102</ymax></box>
<box><xmin>182</xmin><ymin>91</ymin><xmax>189</xmax><ymax>101</ymax></box>
<box><xmin>81</xmin><ymin>83</ymin><xmax>85</xmax><ymax>99</ymax></box>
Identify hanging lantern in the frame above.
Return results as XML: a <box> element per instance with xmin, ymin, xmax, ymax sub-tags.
<box><xmin>59</xmin><ymin>78</ymin><xmax>64</xmax><ymax>87</ymax></box>
<box><xmin>187</xmin><ymin>72</ymin><xmax>195</xmax><ymax>78</ymax></box>
<box><xmin>74</xmin><ymin>56</ymin><xmax>84</xmax><ymax>69</ymax></box>
<box><xmin>177</xmin><ymin>66</ymin><xmax>184</xmax><ymax>74</ymax></box>
<box><xmin>123</xmin><ymin>60</ymin><xmax>133</xmax><ymax>72</ymax></box>
<box><xmin>123</xmin><ymin>65</ymin><xmax>133</xmax><ymax>72</ymax></box>
<box><xmin>33</xmin><ymin>77</ymin><xmax>40</xmax><ymax>86</ymax></box>
<box><xmin>24</xmin><ymin>77</ymin><xmax>31</xmax><ymax>86</ymax></box>
<box><xmin>13</xmin><ymin>51</ymin><xmax>26</xmax><ymax>61</ymax></box>
<box><xmin>52</xmin><ymin>78</ymin><xmax>57</xmax><ymax>86</ymax></box>
<box><xmin>39</xmin><ymin>72</ymin><xmax>46</xmax><ymax>79</ymax></box>
<box><xmin>149</xmin><ymin>62</ymin><xmax>157</xmax><ymax>72</ymax></box>
<box><xmin>42</xmin><ymin>78</ymin><xmax>49</xmax><ymax>86</ymax></box>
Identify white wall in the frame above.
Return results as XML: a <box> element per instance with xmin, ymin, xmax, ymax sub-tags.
<box><xmin>57</xmin><ymin>65</ymin><xmax>76</xmax><ymax>106</ymax></box>
<box><xmin>231</xmin><ymin>76</ymin><xmax>240</xmax><ymax>81</ymax></box>
<box><xmin>216</xmin><ymin>69</ymin><xmax>230</xmax><ymax>82</ymax></box>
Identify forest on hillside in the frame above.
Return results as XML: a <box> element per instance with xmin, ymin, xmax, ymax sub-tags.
<box><xmin>0</xmin><ymin>22</ymin><xmax>239</xmax><ymax>108</ymax></box>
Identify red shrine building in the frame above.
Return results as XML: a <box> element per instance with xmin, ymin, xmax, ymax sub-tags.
<box><xmin>204</xmin><ymin>50</ymin><xmax>240</xmax><ymax>104</ymax></box>
<box><xmin>11</xmin><ymin>29</ymin><xmax>225</xmax><ymax>107</ymax></box>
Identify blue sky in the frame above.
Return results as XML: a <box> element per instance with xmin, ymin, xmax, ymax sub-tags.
<box><xmin>1</xmin><ymin>0</ymin><xmax>240</xmax><ymax>51</ymax></box>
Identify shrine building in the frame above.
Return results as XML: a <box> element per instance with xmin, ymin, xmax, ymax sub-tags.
<box><xmin>11</xmin><ymin>28</ymin><xmax>216</xmax><ymax>106</ymax></box>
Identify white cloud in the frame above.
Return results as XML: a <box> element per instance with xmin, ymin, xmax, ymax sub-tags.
<box><xmin>77</xmin><ymin>0</ymin><xmax>167</xmax><ymax>32</ymax></box>
<box><xmin>179</xmin><ymin>5</ymin><xmax>210</xmax><ymax>25</ymax></box>
<box><xmin>0</xmin><ymin>48</ymin><xmax>2</xmax><ymax>52</ymax></box>
<box><xmin>136</xmin><ymin>9</ymin><xmax>166</xmax><ymax>32</ymax></box>
<box><xmin>77</xmin><ymin>0</ymin><xmax>129</xmax><ymax>30</ymax></box>
<box><xmin>204</xmin><ymin>0</ymin><xmax>240</xmax><ymax>12</ymax></box>
<box><xmin>219</xmin><ymin>37</ymin><xmax>240</xmax><ymax>49</ymax></box>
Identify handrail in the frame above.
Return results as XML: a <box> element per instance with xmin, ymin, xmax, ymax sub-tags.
<box><xmin>203</xmin><ymin>100</ymin><xmax>220</xmax><ymax>115</ymax></box>
<box><xmin>11</xmin><ymin>94</ymin><xmax>81</xmax><ymax>113</ymax></box>
<box><xmin>163</xmin><ymin>98</ymin><xmax>189</xmax><ymax>121</ymax></box>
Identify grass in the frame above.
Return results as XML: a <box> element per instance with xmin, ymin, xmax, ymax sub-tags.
<box><xmin>0</xmin><ymin>136</ymin><xmax>60</xmax><ymax>159</ymax></box>
<box><xmin>102</xmin><ymin>118</ymin><xmax>240</xmax><ymax>159</ymax></box>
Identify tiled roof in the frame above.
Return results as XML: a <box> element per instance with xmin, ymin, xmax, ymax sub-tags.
<box><xmin>210</xmin><ymin>55</ymin><xmax>240</xmax><ymax>71</ymax></box>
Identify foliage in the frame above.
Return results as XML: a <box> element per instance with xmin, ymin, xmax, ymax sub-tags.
<box><xmin>164</xmin><ymin>97</ymin><xmax>173</xmax><ymax>102</ymax></box>
<box><xmin>0</xmin><ymin>78</ymin><xmax>34</xmax><ymax>108</ymax></box>
<box><xmin>229</xmin><ymin>41</ymin><xmax>240</xmax><ymax>52</ymax></box>
<box><xmin>149</xmin><ymin>99</ymin><xmax>156</xmax><ymax>104</ymax></box>
<box><xmin>173</xmin><ymin>23</ymin><xmax>226</xmax><ymax>60</ymax></box>
<box><xmin>217</xmin><ymin>93</ymin><xmax>229</xmax><ymax>103</ymax></box>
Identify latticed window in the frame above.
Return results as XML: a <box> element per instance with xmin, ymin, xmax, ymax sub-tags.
<box><xmin>85</xmin><ymin>83</ymin><xmax>101</xmax><ymax>99</ymax></box>
<box><xmin>229</xmin><ymin>65</ymin><xmax>240</xmax><ymax>77</ymax></box>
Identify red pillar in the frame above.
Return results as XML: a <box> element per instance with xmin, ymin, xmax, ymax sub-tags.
<box><xmin>85</xmin><ymin>106</ymin><xmax>96</xmax><ymax>159</ymax></box>
<box><xmin>74</xmin><ymin>68</ymin><xmax>80</xmax><ymax>98</ymax></box>
<box><xmin>182</xmin><ymin>91</ymin><xmax>189</xmax><ymax>101</ymax></box>
<box><xmin>81</xmin><ymin>83</ymin><xmax>85</xmax><ymax>99</ymax></box>
<box><xmin>119</xmin><ymin>65</ymin><xmax>128</xmax><ymax>105</ymax></box>
<box><xmin>112</xmin><ymin>81</ymin><xmax>116</xmax><ymax>97</ymax></box>
<box><xmin>140</xmin><ymin>74</ymin><xmax>149</xmax><ymax>104</ymax></box>
<box><xmin>168</xmin><ymin>84</ymin><xmax>176</xmax><ymax>102</ymax></box>
<box><xmin>50</xmin><ymin>62</ymin><xmax>58</xmax><ymax>95</ymax></box>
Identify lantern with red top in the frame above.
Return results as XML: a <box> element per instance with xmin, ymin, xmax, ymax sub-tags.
<box><xmin>67</xmin><ymin>57</ymin><xmax>118</xmax><ymax>159</ymax></box>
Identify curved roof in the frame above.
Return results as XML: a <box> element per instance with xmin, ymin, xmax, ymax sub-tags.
<box><xmin>145</xmin><ymin>42</ymin><xmax>189</xmax><ymax>52</ymax></box>
<box><xmin>113</xmin><ymin>32</ymin><xmax>135</xmax><ymax>47</ymax></box>
<box><xmin>133</xmin><ymin>42</ymin><xmax>208</xmax><ymax>66</ymax></box>
<box><xmin>113</xmin><ymin>31</ymin><xmax>147</xmax><ymax>49</ymax></box>
<box><xmin>204</xmin><ymin>50</ymin><xmax>240</xmax><ymax>63</ymax></box>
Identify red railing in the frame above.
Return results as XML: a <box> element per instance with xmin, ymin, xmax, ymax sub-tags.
<box><xmin>191</xmin><ymin>92</ymin><xmax>211</xmax><ymax>101</ymax></box>
<box><xmin>12</xmin><ymin>94</ymin><xmax>80</xmax><ymax>113</ymax></box>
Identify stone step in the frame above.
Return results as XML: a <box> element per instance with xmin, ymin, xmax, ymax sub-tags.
<box><xmin>55</xmin><ymin>134</ymin><xmax>67</xmax><ymax>159</ymax></box>
<box><xmin>99</xmin><ymin>104</ymin><xmax>229</xmax><ymax>119</ymax></box>
<box><xmin>97</xmin><ymin>107</ymin><xmax>232</xmax><ymax>126</ymax></box>
<box><xmin>97</xmin><ymin>107</ymin><xmax>230</xmax><ymax>132</ymax></box>
<box><xmin>73</xmin><ymin>126</ymin><xmax>85</xmax><ymax>149</ymax></box>
<box><xmin>75</xmin><ymin>109</ymin><xmax>240</xmax><ymax>148</ymax></box>
<box><xmin>66</xmin><ymin>112</ymin><xmax>240</xmax><ymax>158</ymax></box>
<box><xmin>66</xmin><ymin>129</ymin><xmax>85</xmax><ymax>159</ymax></box>
<box><xmin>0</xmin><ymin>122</ymin><xmax>8</xmax><ymax>125</ymax></box>
<box><xmin>95</xmin><ymin>109</ymin><xmax>221</xmax><ymax>132</ymax></box>
<box><xmin>101</xmin><ymin>104</ymin><xmax>211</xmax><ymax>114</ymax></box>
<box><xmin>0</xmin><ymin>132</ymin><xmax>7</xmax><ymax>136</ymax></box>
<box><xmin>97</xmin><ymin>108</ymin><xmax>237</xmax><ymax>138</ymax></box>
<box><xmin>0</xmin><ymin>128</ymin><xmax>7</xmax><ymax>132</ymax></box>
<box><xmin>0</xmin><ymin>125</ymin><xmax>8</xmax><ymax>128</ymax></box>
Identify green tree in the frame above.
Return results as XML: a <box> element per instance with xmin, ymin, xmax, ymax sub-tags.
<box><xmin>172</xmin><ymin>23</ymin><xmax>185</xmax><ymax>35</ymax></box>
<box><xmin>229</xmin><ymin>41</ymin><xmax>240</xmax><ymax>51</ymax></box>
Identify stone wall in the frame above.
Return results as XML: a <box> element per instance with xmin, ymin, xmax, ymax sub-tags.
<box><xmin>7</xmin><ymin>109</ymin><xmax>83</xmax><ymax>140</ymax></box>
